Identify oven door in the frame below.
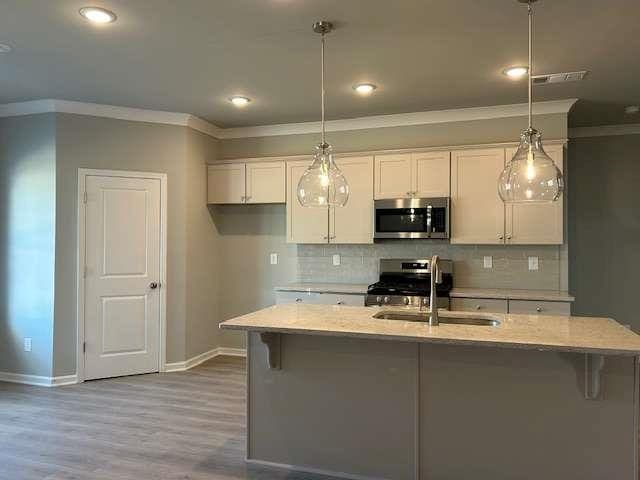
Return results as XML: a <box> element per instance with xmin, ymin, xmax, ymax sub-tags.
<box><xmin>374</xmin><ymin>197</ymin><xmax>450</xmax><ymax>239</ymax></box>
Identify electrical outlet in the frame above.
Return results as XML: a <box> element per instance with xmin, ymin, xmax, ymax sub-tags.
<box><xmin>332</xmin><ymin>254</ymin><xmax>341</xmax><ymax>266</ymax></box>
<box><xmin>528</xmin><ymin>256</ymin><xmax>539</xmax><ymax>271</ymax></box>
<box><xmin>483</xmin><ymin>256</ymin><xmax>493</xmax><ymax>269</ymax></box>
<box><xmin>24</xmin><ymin>338</ymin><xmax>32</xmax><ymax>352</ymax></box>
<box><xmin>269</xmin><ymin>253</ymin><xmax>278</xmax><ymax>265</ymax></box>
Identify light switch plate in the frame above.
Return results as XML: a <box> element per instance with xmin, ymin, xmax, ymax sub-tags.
<box><xmin>332</xmin><ymin>254</ymin><xmax>341</xmax><ymax>266</ymax></box>
<box><xmin>483</xmin><ymin>256</ymin><xmax>493</xmax><ymax>269</ymax></box>
<box><xmin>24</xmin><ymin>337</ymin><xmax>32</xmax><ymax>352</ymax></box>
<box><xmin>270</xmin><ymin>253</ymin><xmax>278</xmax><ymax>265</ymax></box>
<box><xmin>528</xmin><ymin>256</ymin><xmax>539</xmax><ymax>271</ymax></box>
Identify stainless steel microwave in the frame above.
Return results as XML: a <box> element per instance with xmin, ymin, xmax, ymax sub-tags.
<box><xmin>374</xmin><ymin>197</ymin><xmax>450</xmax><ymax>239</ymax></box>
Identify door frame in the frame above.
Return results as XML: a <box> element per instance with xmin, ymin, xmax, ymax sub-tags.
<box><xmin>76</xmin><ymin>169</ymin><xmax>168</xmax><ymax>383</ymax></box>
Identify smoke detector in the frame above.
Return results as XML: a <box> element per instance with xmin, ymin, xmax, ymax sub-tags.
<box><xmin>532</xmin><ymin>70</ymin><xmax>588</xmax><ymax>85</ymax></box>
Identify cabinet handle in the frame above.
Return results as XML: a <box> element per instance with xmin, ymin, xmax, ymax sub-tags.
<box><xmin>245</xmin><ymin>195</ymin><xmax>252</xmax><ymax>201</ymax></box>
<box><xmin>498</xmin><ymin>234</ymin><xmax>504</xmax><ymax>240</ymax></box>
<box><xmin>475</xmin><ymin>305</ymin><xmax>482</xmax><ymax>310</ymax></box>
<box><xmin>323</xmin><ymin>235</ymin><xmax>329</xmax><ymax>240</ymax></box>
<box><xmin>240</xmin><ymin>196</ymin><xmax>246</xmax><ymax>202</ymax></box>
<box><xmin>329</xmin><ymin>235</ymin><xmax>336</xmax><ymax>240</ymax></box>
<box><xmin>295</xmin><ymin>298</ymin><xmax>302</xmax><ymax>303</ymax></box>
<box><xmin>337</xmin><ymin>301</ymin><xmax>345</xmax><ymax>305</ymax></box>
<box><xmin>536</xmin><ymin>306</ymin><xmax>543</xmax><ymax>313</ymax></box>
<box><xmin>506</xmin><ymin>234</ymin><xmax>512</xmax><ymax>240</ymax></box>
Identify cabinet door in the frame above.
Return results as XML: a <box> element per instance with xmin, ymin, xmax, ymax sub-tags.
<box><xmin>286</xmin><ymin>160</ymin><xmax>329</xmax><ymax>244</ymax></box>
<box><xmin>451</xmin><ymin>298</ymin><xmax>508</xmax><ymax>313</ymax></box>
<box><xmin>508</xmin><ymin>300</ymin><xmax>571</xmax><ymax>316</ymax></box>
<box><xmin>207</xmin><ymin>164</ymin><xmax>246</xmax><ymax>204</ymax></box>
<box><xmin>374</xmin><ymin>153</ymin><xmax>413</xmax><ymax>199</ymax></box>
<box><xmin>330</xmin><ymin>156</ymin><xmax>374</xmax><ymax>244</ymax></box>
<box><xmin>505</xmin><ymin>144</ymin><xmax>564</xmax><ymax>245</ymax></box>
<box><xmin>413</xmin><ymin>151</ymin><xmax>451</xmax><ymax>197</ymax></box>
<box><xmin>450</xmin><ymin>148</ymin><xmax>505</xmax><ymax>244</ymax></box>
<box><xmin>246</xmin><ymin>161</ymin><xmax>285</xmax><ymax>204</ymax></box>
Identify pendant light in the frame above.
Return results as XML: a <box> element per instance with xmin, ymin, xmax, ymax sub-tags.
<box><xmin>498</xmin><ymin>0</ymin><xmax>564</xmax><ymax>203</ymax></box>
<box><xmin>297</xmin><ymin>21</ymin><xmax>349</xmax><ymax>207</ymax></box>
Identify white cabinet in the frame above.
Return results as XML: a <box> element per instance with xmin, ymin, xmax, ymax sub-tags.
<box><xmin>450</xmin><ymin>148</ymin><xmax>506</xmax><ymax>244</ymax></box>
<box><xmin>504</xmin><ymin>145</ymin><xmax>564</xmax><ymax>245</ymax></box>
<box><xmin>286</xmin><ymin>160</ymin><xmax>331</xmax><ymax>244</ymax></box>
<box><xmin>207</xmin><ymin>164</ymin><xmax>246</xmax><ymax>204</ymax></box>
<box><xmin>374</xmin><ymin>151</ymin><xmax>450</xmax><ymax>199</ymax></box>
<box><xmin>330</xmin><ymin>156</ymin><xmax>374</xmax><ymax>244</ymax></box>
<box><xmin>287</xmin><ymin>156</ymin><xmax>374</xmax><ymax>244</ymax></box>
<box><xmin>207</xmin><ymin>161</ymin><xmax>285</xmax><ymax>204</ymax></box>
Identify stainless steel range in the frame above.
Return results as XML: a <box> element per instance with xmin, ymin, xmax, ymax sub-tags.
<box><xmin>365</xmin><ymin>258</ymin><xmax>453</xmax><ymax>309</ymax></box>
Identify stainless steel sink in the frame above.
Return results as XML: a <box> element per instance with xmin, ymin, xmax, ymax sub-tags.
<box><xmin>372</xmin><ymin>310</ymin><xmax>500</xmax><ymax>326</ymax></box>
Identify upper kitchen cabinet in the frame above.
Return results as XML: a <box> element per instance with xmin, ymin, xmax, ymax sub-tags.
<box><xmin>504</xmin><ymin>144</ymin><xmax>564</xmax><ymax>245</ymax></box>
<box><xmin>450</xmin><ymin>148</ymin><xmax>506</xmax><ymax>244</ymax></box>
<box><xmin>330</xmin><ymin>156</ymin><xmax>374</xmax><ymax>244</ymax></box>
<box><xmin>374</xmin><ymin>151</ymin><xmax>450</xmax><ymax>199</ymax></box>
<box><xmin>207</xmin><ymin>161</ymin><xmax>285</xmax><ymax>204</ymax></box>
<box><xmin>287</xmin><ymin>156</ymin><xmax>374</xmax><ymax>244</ymax></box>
<box><xmin>286</xmin><ymin>159</ymin><xmax>331</xmax><ymax>244</ymax></box>
<box><xmin>207</xmin><ymin>164</ymin><xmax>245</xmax><ymax>204</ymax></box>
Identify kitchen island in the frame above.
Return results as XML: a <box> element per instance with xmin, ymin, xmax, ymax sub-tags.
<box><xmin>221</xmin><ymin>304</ymin><xmax>640</xmax><ymax>480</ymax></box>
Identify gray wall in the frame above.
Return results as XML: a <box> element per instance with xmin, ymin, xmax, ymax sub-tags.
<box><xmin>219</xmin><ymin>113</ymin><xmax>568</xmax><ymax>159</ymax></box>
<box><xmin>0</xmin><ymin>114</ymin><xmax>56</xmax><ymax>377</ymax></box>
<box><xmin>53</xmin><ymin>114</ymin><xmax>219</xmax><ymax>375</ymax></box>
<box><xmin>568</xmin><ymin>133</ymin><xmax>640</xmax><ymax>330</ymax></box>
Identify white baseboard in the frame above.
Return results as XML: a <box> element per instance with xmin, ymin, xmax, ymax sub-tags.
<box><xmin>0</xmin><ymin>371</ymin><xmax>78</xmax><ymax>387</ymax></box>
<box><xmin>246</xmin><ymin>458</ymin><xmax>382</xmax><ymax>480</ymax></box>
<box><xmin>164</xmin><ymin>347</ymin><xmax>246</xmax><ymax>373</ymax></box>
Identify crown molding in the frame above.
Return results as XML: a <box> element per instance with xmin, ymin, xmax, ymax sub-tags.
<box><xmin>217</xmin><ymin>99</ymin><xmax>578</xmax><ymax>139</ymax></box>
<box><xmin>0</xmin><ymin>98</ymin><xmax>577</xmax><ymax>141</ymax></box>
<box><xmin>569</xmin><ymin>123</ymin><xmax>640</xmax><ymax>138</ymax></box>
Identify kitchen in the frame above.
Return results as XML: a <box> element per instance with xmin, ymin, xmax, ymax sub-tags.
<box><xmin>1</xmin><ymin>1</ymin><xmax>640</xmax><ymax>480</ymax></box>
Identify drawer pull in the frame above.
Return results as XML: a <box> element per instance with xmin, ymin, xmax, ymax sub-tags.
<box><xmin>536</xmin><ymin>306</ymin><xmax>543</xmax><ymax>312</ymax></box>
<box><xmin>337</xmin><ymin>301</ymin><xmax>345</xmax><ymax>305</ymax></box>
<box><xmin>475</xmin><ymin>305</ymin><xmax>482</xmax><ymax>310</ymax></box>
<box><xmin>295</xmin><ymin>298</ymin><xmax>302</xmax><ymax>303</ymax></box>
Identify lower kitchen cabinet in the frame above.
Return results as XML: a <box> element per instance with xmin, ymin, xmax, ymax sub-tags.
<box><xmin>276</xmin><ymin>291</ymin><xmax>365</xmax><ymax>306</ymax></box>
<box><xmin>450</xmin><ymin>297</ymin><xmax>508</xmax><ymax>313</ymax></box>
<box><xmin>508</xmin><ymin>300</ymin><xmax>571</xmax><ymax>316</ymax></box>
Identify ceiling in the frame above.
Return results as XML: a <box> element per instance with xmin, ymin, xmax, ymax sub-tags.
<box><xmin>0</xmin><ymin>0</ymin><xmax>639</xmax><ymax>128</ymax></box>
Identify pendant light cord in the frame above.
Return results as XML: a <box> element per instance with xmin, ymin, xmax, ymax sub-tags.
<box><xmin>528</xmin><ymin>1</ymin><xmax>533</xmax><ymax>130</ymax></box>
<box><xmin>321</xmin><ymin>32</ymin><xmax>326</xmax><ymax>147</ymax></box>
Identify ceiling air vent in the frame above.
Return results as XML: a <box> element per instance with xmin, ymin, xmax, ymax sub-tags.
<box><xmin>532</xmin><ymin>71</ymin><xmax>589</xmax><ymax>85</ymax></box>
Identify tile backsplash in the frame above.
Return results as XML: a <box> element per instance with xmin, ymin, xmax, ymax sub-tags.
<box><xmin>297</xmin><ymin>240</ymin><xmax>567</xmax><ymax>291</ymax></box>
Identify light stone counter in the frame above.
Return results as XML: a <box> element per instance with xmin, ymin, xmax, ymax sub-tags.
<box><xmin>274</xmin><ymin>282</ymin><xmax>574</xmax><ymax>302</ymax></box>
<box><xmin>220</xmin><ymin>303</ymin><xmax>640</xmax><ymax>356</ymax></box>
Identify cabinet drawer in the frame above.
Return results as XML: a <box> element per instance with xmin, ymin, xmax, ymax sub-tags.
<box><xmin>275</xmin><ymin>291</ymin><xmax>322</xmax><ymax>304</ymax></box>
<box><xmin>315</xmin><ymin>293</ymin><xmax>365</xmax><ymax>306</ymax></box>
<box><xmin>508</xmin><ymin>300</ymin><xmax>571</xmax><ymax>316</ymax></box>
<box><xmin>450</xmin><ymin>298</ymin><xmax>508</xmax><ymax>313</ymax></box>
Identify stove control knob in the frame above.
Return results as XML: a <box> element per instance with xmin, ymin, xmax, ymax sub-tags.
<box><xmin>404</xmin><ymin>297</ymin><xmax>410</xmax><ymax>305</ymax></box>
<box><xmin>384</xmin><ymin>296</ymin><xmax>390</xmax><ymax>304</ymax></box>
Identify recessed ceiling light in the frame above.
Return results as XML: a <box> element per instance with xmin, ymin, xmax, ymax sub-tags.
<box><xmin>503</xmin><ymin>66</ymin><xmax>528</xmax><ymax>79</ymax></box>
<box><xmin>353</xmin><ymin>83</ymin><xmax>377</xmax><ymax>95</ymax></box>
<box><xmin>0</xmin><ymin>43</ymin><xmax>12</xmax><ymax>54</ymax></box>
<box><xmin>625</xmin><ymin>105</ymin><xmax>639</xmax><ymax>115</ymax></box>
<box><xmin>229</xmin><ymin>96</ymin><xmax>251</xmax><ymax>107</ymax></box>
<box><xmin>79</xmin><ymin>6</ymin><xmax>117</xmax><ymax>24</ymax></box>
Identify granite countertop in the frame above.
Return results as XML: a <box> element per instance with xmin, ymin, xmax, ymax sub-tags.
<box><xmin>275</xmin><ymin>283</ymin><xmax>574</xmax><ymax>302</ymax></box>
<box><xmin>220</xmin><ymin>304</ymin><xmax>640</xmax><ymax>356</ymax></box>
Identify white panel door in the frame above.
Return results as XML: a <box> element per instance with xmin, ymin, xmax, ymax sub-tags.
<box><xmin>286</xmin><ymin>160</ymin><xmax>329</xmax><ymax>244</ymax></box>
<box><xmin>413</xmin><ymin>151</ymin><xmax>451</xmax><ymax>197</ymax></box>
<box><xmin>85</xmin><ymin>175</ymin><xmax>161</xmax><ymax>380</ymax></box>
<box><xmin>330</xmin><ymin>156</ymin><xmax>374</xmax><ymax>244</ymax></box>
<box><xmin>246</xmin><ymin>161</ymin><xmax>285</xmax><ymax>203</ymax></box>
<box><xmin>505</xmin><ymin>144</ymin><xmax>564</xmax><ymax>245</ymax></box>
<box><xmin>374</xmin><ymin>153</ymin><xmax>413</xmax><ymax>199</ymax></box>
<box><xmin>450</xmin><ymin>148</ymin><xmax>506</xmax><ymax>244</ymax></box>
<box><xmin>207</xmin><ymin>164</ymin><xmax>246</xmax><ymax>204</ymax></box>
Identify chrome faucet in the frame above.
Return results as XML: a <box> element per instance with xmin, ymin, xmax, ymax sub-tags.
<box><xmin>429</xmin><ymin>255</ymin><xmax>442</xmax><ymax>326</ymax></box>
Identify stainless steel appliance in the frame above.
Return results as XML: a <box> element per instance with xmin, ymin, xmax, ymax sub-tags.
<box><xmin>374</xmin><ymin>197</ymin><xmax>450</xmax><ymax>239</ymax></box>
<box><xmin>365</xmin><ymin>258</ymin><xmax>453</xmax><ymax>309</ymax></box>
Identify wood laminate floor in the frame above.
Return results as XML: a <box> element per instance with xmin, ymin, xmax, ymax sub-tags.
<box><xmin>0</xmin><ymin>356</ymin><xmax>338</xmax><ymax>480</ymax></box>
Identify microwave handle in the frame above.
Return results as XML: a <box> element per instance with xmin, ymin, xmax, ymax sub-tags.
<box><xmin>426</xmin><ymin>204</ymin><xmax>432</xmax><ymax>237</ymax></box>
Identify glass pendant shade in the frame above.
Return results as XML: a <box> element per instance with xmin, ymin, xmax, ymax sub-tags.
<box><xmin>498</xmin><ymin>128</ymin><xmax>563</xmax><ymax>203</ymax></box>
<box><xmin>297</xmin><ymin>143</ymin><xmax>349</xmax><ymax>207</ymax></box>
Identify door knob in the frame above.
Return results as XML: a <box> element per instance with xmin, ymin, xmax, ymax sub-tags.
<box><xmin>149</xmin><ymin>282</ymin><xmax>159</xmax><ymax>290</ymax></box>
